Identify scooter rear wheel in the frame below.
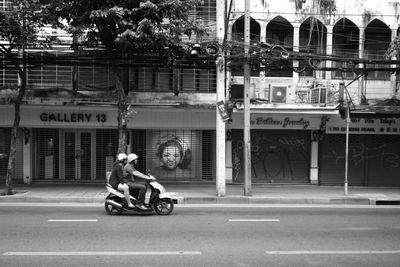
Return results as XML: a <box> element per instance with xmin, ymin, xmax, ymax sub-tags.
<box><xmin>104</xmin><ymin>202</ymin><xmax>123</xmax><ymax>215</ymax></box>
<box><xmin>152</xmin><ymin>198</ymin><xmax>174</xmax><ymax>215</ymax></box>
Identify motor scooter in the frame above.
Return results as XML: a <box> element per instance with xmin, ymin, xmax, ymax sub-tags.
<box><xmin>105</xmin><ymin>173</ymin><xmax>175</xmax><ymax>215</ymax></box>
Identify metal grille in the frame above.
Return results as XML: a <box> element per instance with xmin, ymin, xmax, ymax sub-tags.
<box><xmin>0</xmin><ymin>128</ymin><xmax>10</xmax><ymax>178</ymax></box>
<box><xmin>95</xmin><ymin>129</ymin><xmax>118</xmax><ymax>181</ymax></box>
<box><xmin>0</xmin><ymin>0</ymin><xmax>12</xmax><ymax>11</ymax></box>
<box><xmin>78</xmin><ymin>59</ymin><xmax>114</xmax><ymax>91</ymax></box>
<box><xmin>33</xmin><ymin>129</ymin><xmax>60</xmax><ymax>180</ymax></box>
<box><xmin>201</xmin><ymin>130</ymin><xmax>215</xmax><ymax>180</ymax></box>
<box><xmin>144</xmin><ymin>130</ymin><xmax>214</xmax><ymax>181</ymax></box>
<box><xmin>180</xmin><ymin>68</ymin><xmax>216</xmax><ymax>92</ymax></box>
<box><xmin>131</xmin><ymin>130</ymin><xmax>147</xmax><ymax>173</ymax></box>
<box><xmin>27</xmin><ymin>52</ymin><xmax>73</xmax><ymax>90</ymax></box>
<box><xmin>0</xmin><ymin>54</ymin><xmax>18</xmax><ymax>88</ymax></box>
<box><xmin>80</xmin><ymin>132</ymin><xmax>92</xmax><ymax>180</ymax></box>
<box><xmin>64</xmin><ymin>131</ymin><xmax>75</xmax><ymax>179</ymax></box>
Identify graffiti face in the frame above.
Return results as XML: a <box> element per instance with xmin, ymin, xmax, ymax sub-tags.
<box><xmin>161</xmin><ymin>144</ymin><xmax>182</xmax><ymax>170</ymax></box>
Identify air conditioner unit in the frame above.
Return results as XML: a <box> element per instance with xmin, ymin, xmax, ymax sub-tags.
<box><xmin>310</xmin><ymin>87</ymin><xmax>327</xmax><ymax>104</ymax></box>
<box><xmin>270</xmin><ymin>86</ymin><xmax>287</xmax><ymax>103</ymax></box>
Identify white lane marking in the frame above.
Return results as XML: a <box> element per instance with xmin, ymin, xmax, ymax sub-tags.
<box><xmin>265</xmin><ymin>250</ymin><xmax>400</xmax><ymax>255</ymax></box>
<box><xmin>48</xmin><ymin>219</ymin><xmax>98</xmax><ymax>222</ymax></box>
<box><xmin>3</xmin><ymin>251</ymin><xmax>202</xmax><ymax>256</ymax></box>
<box><xmin>229</xmin><ymin>219</ymin><xmax>280</xmax><ymax>222</ymax></box>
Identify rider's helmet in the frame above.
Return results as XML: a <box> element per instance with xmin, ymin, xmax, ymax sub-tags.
<box><xmin>117</xmin><ymin>153</ymin><xmax>128</xmax><ymax>161</ymax></box>
<box><xmin>127</xmin><ymin>153</ymin><xmax>138</xmax><ymax>163</ymax></box>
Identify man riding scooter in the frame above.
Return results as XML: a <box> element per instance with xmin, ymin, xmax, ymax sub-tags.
<box><xmin>124</xmin><ymin>153</ymin><xmax>155</xmax><ymax>210</ymax></box>
<box><xmin>108</xmin><ymin>153</ymin><xmax>135</xmax><ymax>208</ymax></box>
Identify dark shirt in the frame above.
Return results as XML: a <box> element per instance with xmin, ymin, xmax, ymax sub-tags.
<box><xmin>109</xmin><ymin>161</ymin><xmax>127</xmax><ymax>189</ymax></box>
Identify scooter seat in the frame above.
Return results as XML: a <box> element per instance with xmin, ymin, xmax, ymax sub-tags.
<box><xmin>105</xmin><ymin>183</ymin><xmax>136</xmax><ymax>201</ymax></box>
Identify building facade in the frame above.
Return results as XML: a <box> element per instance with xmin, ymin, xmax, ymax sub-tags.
<box><xmin>1</xmin><ymin>0</ymin><xmax>400</xmax><ymax>187</ymax></box>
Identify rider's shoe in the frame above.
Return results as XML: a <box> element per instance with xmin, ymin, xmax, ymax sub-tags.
<box><xmin>136</xmin><ymin>204</ymin><xmax>148</xmax><ymax>210</ymax></box>
<box><xmin>127</xmin><ymin>203</ymin><xmax>135</xmax><ymax>209</ymax></box>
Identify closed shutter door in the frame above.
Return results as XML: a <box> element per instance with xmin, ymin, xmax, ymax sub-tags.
<box><xmin>95</xmin><ymin>129</ymin><xmax>118</xmax><ymax>181</ymax></box>
<box><xmin>14</xmin><ymin>129</ymin><xmax>24</xmax><ymax>181</ymax></box>
<box><xmin>0</xmin><ymin>128</ymin><xmax>11</xmax><ymax>179</ymax></box>
<box><xmin>145</xmin><ymin>130</ymin><xmax>213</xmax><ymax>181</ymax></box>
<box><xmin>131</xmin><ymin>130</ymin><xmax>147</xmax><ymax>173</ymax></box>
<box><xmin>232</xmin><ymin>130</ymin><xmax>310</xmax><ymax>183</ymax></box>
<box><xmin>366</xmin><ymin>135</ymin><xmax>400</xmax><ymax>186</ymax></box>
<box><xmin>320</xmin><ymin>134</ymin><xmax>365</xmax><ymax>185</ymax></box>
<box><xmin>33</xmin><ymin>129</ymin><xmax>60</xmax><ymax>180</ymax></box>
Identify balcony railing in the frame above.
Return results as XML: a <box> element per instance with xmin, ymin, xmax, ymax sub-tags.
<box><xmin>0</xmin><ymin>51</ymin><xmax>217</xmax><ymax>97</ymax></box>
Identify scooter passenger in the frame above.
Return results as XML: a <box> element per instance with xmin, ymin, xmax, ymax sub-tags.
<box><xmin>108</xmin><ymin>153</ymin><xmax>135</xmax><ymax>209</ymax></box>
<box><xmin>124</xmin><ymin>153</ymin><xmax>155</xmax><ymax>210</ymax></box>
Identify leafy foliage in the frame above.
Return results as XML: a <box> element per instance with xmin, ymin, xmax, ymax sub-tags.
<box><xmin>45</xmin><ymin>0</ymin><xmax>207</xmax><ymax>51</ymax></box>
<box><xmin>0</xmin><ymin>0</ymin><xmax>51</xmax><ymax>54</ymax></box>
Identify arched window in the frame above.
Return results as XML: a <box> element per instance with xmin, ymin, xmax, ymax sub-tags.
<box><xmin>365</xmin><ymin>19</ymin><xmax>391</xmax><ymax>80</ymax></box>
<box><xmin>265</xmin><ymin>16</ymin><xmax>293</xmax><ymax>77</ymax></box>
<box><xmin>231</xmin><ymin>16</ymin><xmax>261</xmax><ymax>76</ymax></box>
<box><xmin>332</xmin><ymin>18</ymin><xmax>359</xmax><ymax>79</ymax></box>
<box><xmin>299</xmin><ymin>17</ymin><xmax>327</xmax><ymax>77</ymax></box>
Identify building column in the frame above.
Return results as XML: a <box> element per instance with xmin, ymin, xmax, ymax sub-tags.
<box><xmin>292</xmin><ymin>23</ymin><xmax>300</xmax><ymax>84</ymax></box>
<box><xmin>326</xmin><ymin>25</ymin><xmax>333</xmax><ymax>83</ymax></box>
<box><xmin>259</xmin><ymin>21</ymin><xmax>267</xmax><ymax>99</ymax></box>
<box><xmin>391</xmin><ymin>28</ymin><xmax>398</xmax><ymax>96</ymax></box>
<box><xmin>309</xmin><ymin>131</ymin><xmax>319</xmax><ymax>184</ymax></box>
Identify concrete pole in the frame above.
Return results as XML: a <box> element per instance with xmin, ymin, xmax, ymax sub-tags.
<box><xmin>358</xmin><ymin>27</ymin><xmax>365</xmax><ymax>105</ymax></box>
<box><xmin>244</xmin><ymin>0</ymin><xmax>252</xmax><ymax>196</ymax></box>
<box><xmin>292</xmin><ymin>23</ymin><xmax>300</xmax><ymax>84</ymax></box>
<box><xmin>216</xmin><ymin>0</ymin><xmax>226</xmax><ymax>197</ymax></box>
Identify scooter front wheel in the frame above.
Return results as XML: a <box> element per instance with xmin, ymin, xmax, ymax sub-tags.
<box><xmin>152</xmin><ymin>198</ymin><xmax>174</xmax><ymax>215</ymax></box>
<box><xmin>105</xmin><ymin>201</ymin><xmax>123</xmax><ymax>215</ymax></box>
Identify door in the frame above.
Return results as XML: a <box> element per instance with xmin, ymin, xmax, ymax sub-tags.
<box><xmin>62</xmin><ymin>130</ymin><xmax>95</xmax><ymax>180</ymax></box>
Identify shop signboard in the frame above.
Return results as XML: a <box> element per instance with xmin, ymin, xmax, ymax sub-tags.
<box><xmin>326</xmin><ymin>116</ymin><xmax>400</xmax><ymax>135</ymax></box>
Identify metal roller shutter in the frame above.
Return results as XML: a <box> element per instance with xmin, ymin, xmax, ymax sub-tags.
<box><xmin>320</xmin><ymin>134</ymin><xmax>365</xmax><ymax>185</ymax></box>
<box><xmin>319</xmin><ymin>134</ymin><xmax>399</xmax><ymax>186</ymax></box>
<box><xmin>366</xmin><ymin>135</ymin><xmax>400</xmax><ymax>186</ymax></box>
<box><xmin>95</xmin><ymin>129</ymin><xmax>118</xmax><ymax>181</ymax></box>
<box><xmin>33</xmin><ymin>129</ymin><xmax>60</xmax><ymax>180</ymax></box>
<box><xmin>232</xmin><ymin>130</ymin><xmax>310</xmax><ymax>183</ymax></box>
<box><xmin>0</xmin><ymin>128</ymin><xmax>11</xmax><ymax>179</ymax></box>
<box><xmin>143</xmin><ymin>130</ymin><xmax>214</xmax><ymax>181</ymax></box>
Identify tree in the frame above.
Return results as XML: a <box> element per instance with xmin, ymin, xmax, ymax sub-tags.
<box><xmin>46</xmin><ymin>0</ymin><xmax>206</xmax><ymax>155</ymax></box>
<box><xmin>0</xmin><ymin>0</ymin><xmax>50</xmax><ymax>195</ymax></box>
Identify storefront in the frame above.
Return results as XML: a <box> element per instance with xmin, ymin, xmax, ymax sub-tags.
<box><xmin>0</xmin><ymin>128</ymin><xmax>11</xmax><ymax>179</ymax></box>
<box><xmin>229</xmin><ymin>109</ymin><xmax>335</xmax><ymax>184</ymax></box>
<box><xmin>320</xmin><ymin>115</ymin><xmax>400</xmax><ymax>186</ymax></box>
<box><xmin>0</xmin><ymin>104</ymin><xmax>216</xmax><ymax>183</ymax></box>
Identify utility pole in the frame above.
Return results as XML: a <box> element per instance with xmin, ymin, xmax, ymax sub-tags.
<box><xmin>216</xmin><ymin>0</ymin><xmax>226</xmax><ymax>197</ymax></box>
<box><xmin>244</xmin><ymin>0</ymin><xmax>252</xmax><ymax>196</ymax></box>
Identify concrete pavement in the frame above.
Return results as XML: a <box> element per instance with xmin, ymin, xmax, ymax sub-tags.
<box><xmin>1</xmin><ymin>183</ymin><xmax>400</xmax><ymax>205</ymax></box>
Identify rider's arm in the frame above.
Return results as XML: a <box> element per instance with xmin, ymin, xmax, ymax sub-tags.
<box><xmin>132</xmin><ymin>170</ymin><xmax>154</xmax><ymax>180</ymax></box>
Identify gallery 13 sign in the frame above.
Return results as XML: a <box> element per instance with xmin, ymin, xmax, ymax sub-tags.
<box><xmin>40</xmin><ymin>112</ymin><xmax>107</xmax><ymax>123</ymax></box>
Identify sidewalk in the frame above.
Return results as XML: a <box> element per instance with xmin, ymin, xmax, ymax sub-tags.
<box><xmin>1</xmin><ymin>183</ymin><xmax>400</xmax><ymax>205</ymax></box>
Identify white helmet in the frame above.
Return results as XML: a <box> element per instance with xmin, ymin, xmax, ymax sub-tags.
<box><xmin>117</xmin><ymin>153</ymin><xmax>128</xmax><ymax>161</ymax></box>
<box><xmin>127</xmin><ymin>153</ymin><xmax>138</xmax><ymax>163</ymax></box>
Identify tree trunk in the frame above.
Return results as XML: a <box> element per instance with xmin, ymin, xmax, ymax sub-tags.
<box><xmin>113</xmin><ymin>54</ymin><xmax>129</xmax><ymax>155</ymax></box>
<box><xmin>5</xmin><ymin>67</ymin><xmax>25</xmax><ymax>195</ymax></box>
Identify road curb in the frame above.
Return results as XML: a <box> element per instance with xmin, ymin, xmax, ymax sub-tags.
<box><xmin>0</xmin><ymin>194</ymin><xmax>395</xmax><ymax>206</ymax></box>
